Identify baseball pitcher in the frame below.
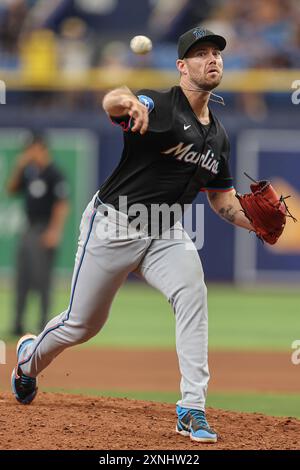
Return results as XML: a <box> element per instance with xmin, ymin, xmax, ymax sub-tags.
<box><xmin>11</xmin><ymin>28</ymin><xmax>288</xmax><ymax>443</ymax></box>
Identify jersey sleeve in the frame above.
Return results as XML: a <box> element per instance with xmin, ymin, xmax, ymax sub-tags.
<box><xmin>200</xmin><ymin>132</ymin><xmax>234</xmax><ymax>192</ymax></box>
<box><xmin>110</xmin><ymin>90</ymin><xmax>155</xmax><ymax>131</ymax></box>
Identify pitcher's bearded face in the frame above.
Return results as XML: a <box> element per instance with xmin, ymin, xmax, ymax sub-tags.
<box><xmin>179</xmin><ymin>42</ymin><xmax>223</xmax><ymax>91</ymax></box>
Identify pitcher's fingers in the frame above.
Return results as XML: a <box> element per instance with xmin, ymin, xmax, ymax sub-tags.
<box><xmin>131</xmin><ymin>116</ymin><xmax>143</xmax><ymax>132</ymax></box>
<box><xmin>140</xmin><ymin>113</ymin><xmax>149</xmax><ymax>135</ymax></box>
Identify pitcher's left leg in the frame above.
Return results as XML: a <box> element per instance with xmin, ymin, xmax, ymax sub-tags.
<box><xmin>136</xmin><ymin>223</ymin><xmax>210</xmax><ymax>410</ymax></box>
<box><xmin>135</xmin><ymin>224</ymin><xmax>217</xmax><ymax>442</ymax></box>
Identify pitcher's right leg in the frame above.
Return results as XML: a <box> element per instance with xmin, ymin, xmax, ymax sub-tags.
<box><xmin>13</xmin><ymin>200</ymin><xmax>149</xmax><ymax>385</ymax></box>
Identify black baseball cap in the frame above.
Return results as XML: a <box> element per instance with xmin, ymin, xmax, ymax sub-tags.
<box><xmin>178</xmin><ymin>27</ymin><xmax>226</xmax><ymax>59</ymax></box>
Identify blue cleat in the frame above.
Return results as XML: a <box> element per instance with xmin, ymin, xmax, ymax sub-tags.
<box><xmin>11</xmin><ymin>334</ymin><xmax>38</xmax><ymax>405</ymax></box>
<box><xmin>176</xmin><ymin>405</ymin><xmax>217</xmax><ymax>443</ymax></box>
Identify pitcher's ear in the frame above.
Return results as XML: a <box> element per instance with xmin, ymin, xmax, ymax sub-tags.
<box><xmin>176</xmin><ymin>59</ymin><xmax>187</xmax><ymax>75</ymax></box>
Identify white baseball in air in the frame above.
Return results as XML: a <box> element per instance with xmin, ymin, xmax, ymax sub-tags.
<box><xmin>130</xmin><ymin>35</ymin><xmax>152</xmax><ymax>55</ymax></box>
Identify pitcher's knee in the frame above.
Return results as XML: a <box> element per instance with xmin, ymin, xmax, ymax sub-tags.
<box><xmin>76</xmin><ymin>326</ymin><xmax>102</xmax><ymax>344</ymax></box>
<box><xmin>170</xmin><ymin>279</ymin><xmax>207</xmax><ymax>318</ymax></box>
<box><xmin>57</xmin><ymin>323</ymin><xmax>101</xmax><ymax>346</ymax></box>
<box><xmin>173</xmin><ymin>278</ymin><xmax>206</xmax><ymax>302</ymax></box>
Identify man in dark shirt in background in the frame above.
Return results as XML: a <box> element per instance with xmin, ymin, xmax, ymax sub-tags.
<box><xmin>7</xmin><ymin>133</ymin><xmax>69</xmax><ymax>335</ymax></box>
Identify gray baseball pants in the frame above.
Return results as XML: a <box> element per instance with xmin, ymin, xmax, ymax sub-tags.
<box><xmin>18</xmin><ymin>194</ymin><xmax>210</xmax><ymax>410</ymax></box>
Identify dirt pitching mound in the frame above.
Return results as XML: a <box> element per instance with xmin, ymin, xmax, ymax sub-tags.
<box><xmin>0</xmin><ymin>392</ymin><xmax>299</xmax><ymax>450</ymax></box>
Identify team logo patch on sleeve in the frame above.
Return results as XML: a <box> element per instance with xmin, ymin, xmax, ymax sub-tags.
<box><xmin>137</xmin><ymin>95</ymin><xmax>154</xmax><ymax>113</ymax></box>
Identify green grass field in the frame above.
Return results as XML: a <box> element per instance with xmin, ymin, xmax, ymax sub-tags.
<box><xmin>1</xmin><ymin>282</ymin><xmax>299</xmax><ymax>351</ymax></box>
<box><xmin>44</xmin><ymin>388</ymin><xmax>300</xmax><ymax>419</ymax></box>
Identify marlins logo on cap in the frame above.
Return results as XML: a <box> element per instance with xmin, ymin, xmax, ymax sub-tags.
<box><xmin>177</xmin><ymin>27</ymin><xmax>226</xmax><ymax>59</ymax></box>
<box><xmin>192</xmin><ymin>28</ymin><xmax>207</xmax><ymax>40</ymax></box>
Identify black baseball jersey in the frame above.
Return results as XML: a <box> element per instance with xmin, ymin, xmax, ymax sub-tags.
<box><xmin>99</xmin><ymin>85</ymin><xmax>233</xmax><ymax>214</ymax></box>
<box><xmin>20</xmin><ymin>162</ymin><xmax>69</xmax><ymax>225</ymax></box>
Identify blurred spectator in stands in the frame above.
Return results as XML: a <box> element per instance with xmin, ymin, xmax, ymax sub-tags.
<box><xmin>1</xmin><ymin>0</ymin><xmax>299</xmax><ymax>72</ymax></box>
<box><xmin>58</xmin><ymin>17</ymin><xmax>93</xmax><ymax>75</ymax></box>
<box><xmin>0</xmin><ymin>0</ymin><xmax>28</xmax><ymax>68</ymax></box>
<box><xmin>201</xmin><ymin>0</ymin><xmax>299</xmax><ymax>120</ymax></box>
<box><xmin>6</xmin><ymin>133</ymin><xmax>69</xmax><ymax>336</ymax></box>
<box><xmin>148</xmin><ymin>0</ymin><xmax>190</xmax><ymax>40</ymax></box>
<box><xmin>99</xmin><ymin>40</ymin><xmax>127</xmax><ymax>68</ymax></box>
<box><xmin>204</xmin><ymin>0</ymin><xmax>299</xmax><ymax>69</ymax></box>
<box><xmin>148</xmin><ymin>0</ymin><xmax>219</xmax><ymax>42</ymax></box>
<box><xmin>96</xmin><ymin>40</ymin><xmax>130</xmax><ymax>88</ymax></box>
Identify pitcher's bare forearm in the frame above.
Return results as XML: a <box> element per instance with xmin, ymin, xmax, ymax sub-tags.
<box><xmin>207</xmin><ymin>189</ymin><xmax>253</xmax><ymax>230</ymax></box>
<box><xmin>102</xmin><ymin>86</ymin><xmax>136</xmax><ymax>116</ymax></box>
<box><xmin>102</xmin><ymin>86</ymin><xmax>149</xmax><ymax>134</ymax></box>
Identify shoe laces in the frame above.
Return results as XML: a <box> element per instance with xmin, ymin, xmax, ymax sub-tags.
<box><xmin>189</xmin><ymin>409</ymin><xmax>209</xmax><ymax>428</ymax></box>
<box><xmin>20</xmin><ymin>374</ymin><xmax>35</xmax><ymax>388</ymax></box>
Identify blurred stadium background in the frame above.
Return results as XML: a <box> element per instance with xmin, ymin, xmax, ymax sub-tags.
<box><xmin>0</xmin><ymin>0</ymin><xmax>299</xmax><ymax>419</ymax></box>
